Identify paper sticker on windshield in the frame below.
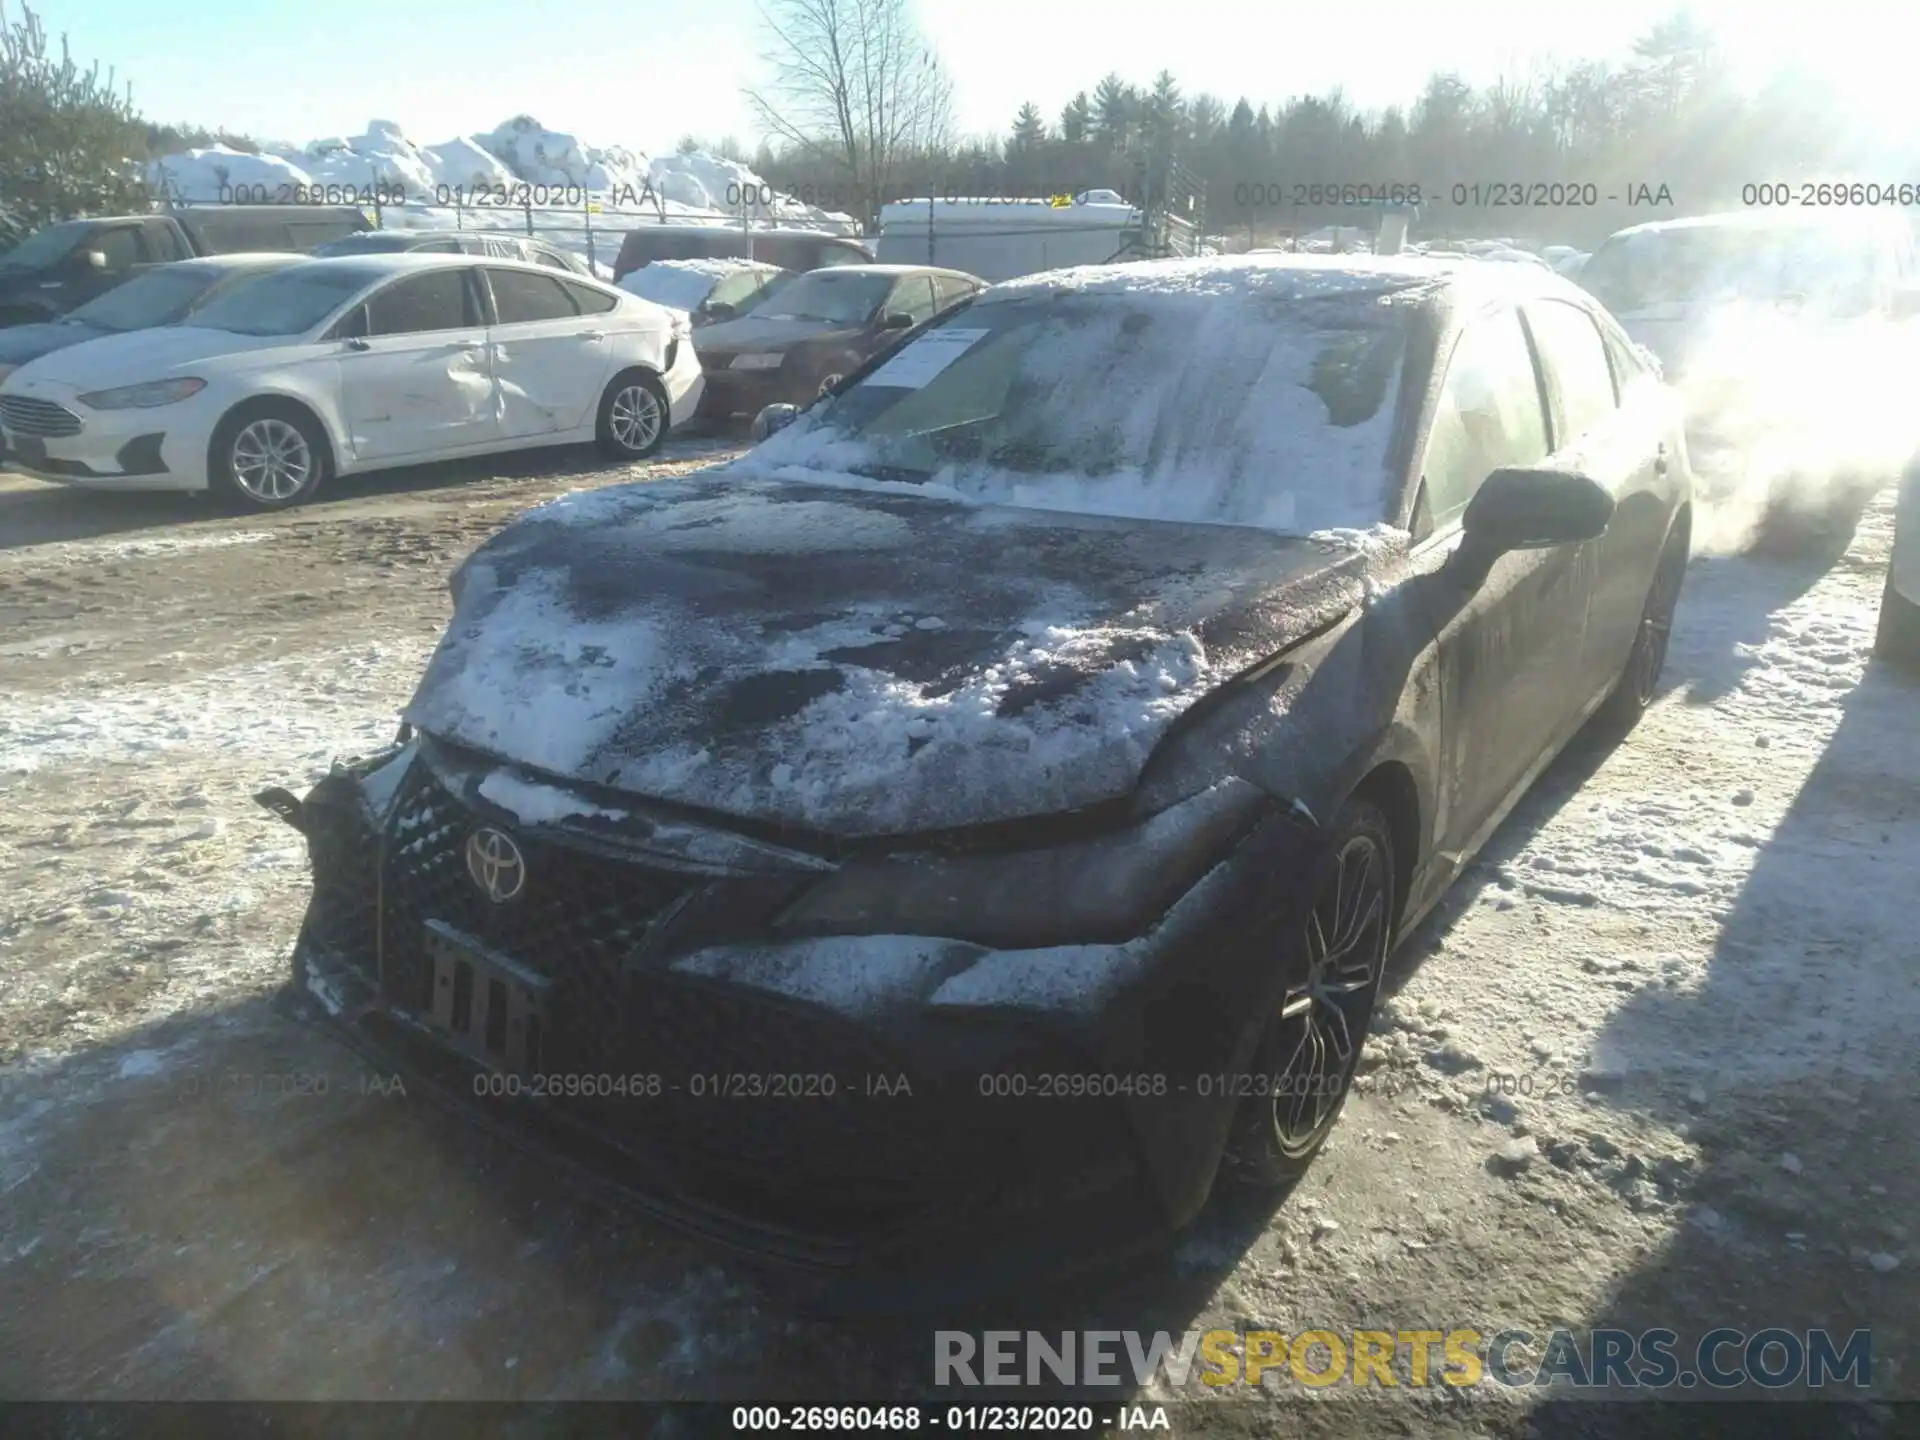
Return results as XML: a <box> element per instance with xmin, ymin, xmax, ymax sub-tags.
<box><xmin>865</xmin><ymin>328</ymin><xmax>990</xmax><ymax>389</ymax></box>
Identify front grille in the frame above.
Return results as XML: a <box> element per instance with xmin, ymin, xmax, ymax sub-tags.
<box><xmin>0</xmin><ymin>395</ymin><xmax>82</xmax><ymax>437</ymax></box>
<box><xmin>377</xmin><ymin>765</ymin><xmax>954</xmax><ymax>1212</ymax></box>
<box><xmin>380</xmin><ymin>766</ymin><xmax>697</xmax><ymax>1074</ymax></box>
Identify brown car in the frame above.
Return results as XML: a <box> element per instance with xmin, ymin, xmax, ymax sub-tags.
<box><xmin>690</xmin><ymin>263</ymin><xmax>984</xmax><ymax>418</ymax></box>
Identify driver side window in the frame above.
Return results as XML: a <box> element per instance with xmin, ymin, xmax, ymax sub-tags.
<box><xmin>1417</xmin><ymin>307</ymin><xmax>1550</xmax><ymax>536</ymax></box>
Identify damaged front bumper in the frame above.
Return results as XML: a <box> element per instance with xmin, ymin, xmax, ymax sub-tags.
<box><xmin>261</xmin><ymin>737</ymin><xmax>1321</xmax><ymax>1309</ymax></box>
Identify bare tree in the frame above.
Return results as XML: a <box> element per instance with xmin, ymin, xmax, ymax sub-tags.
<box><xmin>744</xmin><ymin>0</ymin><xmax>953</xmax><ymax>225</ymax></box>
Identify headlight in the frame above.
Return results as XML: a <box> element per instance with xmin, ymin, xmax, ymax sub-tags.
<box><xmin>772</xmin><ymin>779</ymin><xmax>1271</xmax><ymax>949</ymax></box>
<box><xmin>77</xmin><ymin>377</ymin><xmax>207</xmax><ymax>410</ymax></box>
<box><xmin>730</xmin><ymin>352</ymin><xmax>785</xmax><ymax>371</ymax></box>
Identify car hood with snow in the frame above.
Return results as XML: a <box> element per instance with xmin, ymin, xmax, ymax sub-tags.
<box><xmin>402</xmin><ymin>473</ymin><xmax>1374</xmax><ymax>839</ymax></box>
<box><xmin>3</xmin><ymin>325</ymin><xmax>285</xmax><ymax>390</ymax></box>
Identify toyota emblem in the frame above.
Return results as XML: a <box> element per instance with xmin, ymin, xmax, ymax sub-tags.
<box><xmin>464</xmin><ymin>827</ymin><xmax>527</xmax><ymax>903</ymax></box>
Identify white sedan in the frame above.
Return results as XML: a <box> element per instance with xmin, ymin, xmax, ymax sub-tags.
<box><xmin>0</xmin><ymin>253</ymin><xmax>704</xmax><ymax>509</ymax></box>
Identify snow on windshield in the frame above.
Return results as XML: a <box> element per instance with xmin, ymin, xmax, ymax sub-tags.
<box><xmin>750</xmin><ymin>259</ymin><xmax>1419</xmax><ymax>535</ymax></box>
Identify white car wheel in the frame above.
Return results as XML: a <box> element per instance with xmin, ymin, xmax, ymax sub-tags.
<box><xmin>209</xmin><ymin>403</ymin><xmax>328</xmax><ymax>511</ymax></box>
<box><xmin>232</xmin><ymin>419</ymin><xmax>313</xmax><ymax>503</ymax></box>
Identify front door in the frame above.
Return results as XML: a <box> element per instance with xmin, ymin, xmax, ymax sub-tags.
<box><xmin>336</xmin><ymin>267</ymin><xmax>497</xmax><ymax>462</ymax></box>
<box><xmin>1417</xmin><ymin>303</ymin><xmax>1595</xmax><ymax>867</ymax></box>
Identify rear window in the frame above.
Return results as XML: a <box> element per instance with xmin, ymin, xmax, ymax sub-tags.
<box><xmin>754</xmin><ymin>289</ymin><xmax>1411</xmax><ymax>534</ymax></box>
<box><xmin>187</xmin><ymin>217</ymin><xmax>287</xmax><ymax>253</ymax></box>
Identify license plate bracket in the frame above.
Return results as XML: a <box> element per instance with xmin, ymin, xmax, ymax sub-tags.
<box><xmin>10</xmin><ymin>435</ymin><xmax>46</xmax><ymax>466</ymax></box>
<box><xmin>422</xmin><ymin>919</ymin><xmax>551</xmax><ymax>1075</ymax></box>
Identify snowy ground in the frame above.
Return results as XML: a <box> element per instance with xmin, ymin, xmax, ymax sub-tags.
<box><xmin>0</xmin><ymin>446</ymin><xmax>1913</xmax><ymax>1430</ymax></box>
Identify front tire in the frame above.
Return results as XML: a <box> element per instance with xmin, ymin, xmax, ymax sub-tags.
<box><xmin>596</xmin><ymin>370</ymin><xmax>670</xmax><ymax>461</ymax></box>
<box><xmin>1220</xmin><ymin>798</ymin><xmax>1394</xmax><ymax>1190</ymax></box>
<box><xmin>1876</xmin><ymin>569</ymin><xmax>1920</xmax><ymax>670</ymax></box>
<box><xmin>208</xmin><ymin>400</ymin><xmax>328</xmax><ymax>511</ymax></box>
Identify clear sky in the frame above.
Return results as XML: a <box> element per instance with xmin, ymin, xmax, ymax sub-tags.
<box><xmin>43</xmin><ymin>0</ymin><xmax>1910</xmax><ymax>153</ymax></box>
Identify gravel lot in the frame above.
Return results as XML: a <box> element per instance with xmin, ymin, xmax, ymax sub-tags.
<box><xmin>0</xmin><ymin>447</ymin><xmax>1913</xmax><ymax>1435</ymax></box>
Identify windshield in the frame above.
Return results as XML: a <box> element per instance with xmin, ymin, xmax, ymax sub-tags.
<box><xmin>751</xmin><ymin>289</ymin><xmax>1410</xmax><ymax>534</ymax></box>
<box><xmin>746</xmin><ymin>270</ymin><xmax>892</xmax><ymax>324</ymax></box>
<box><xmin>184</xmin><ymin>265</ymin><xmax>371</xmax><ymax>336</ymax></box>
<box><xmin>0</xmin><ymin>220</ymin><xmax>95</xmax><ymax>270</ymax></box>
<box><xmin>1582</xmin><ymin>225</ymin><xmax>1879</xmax><ymax>314</ymax></box>
<box><xmin>66</xmin><ymin>267</ymin><xmax>218</xmax><ymax>330</ymax></box>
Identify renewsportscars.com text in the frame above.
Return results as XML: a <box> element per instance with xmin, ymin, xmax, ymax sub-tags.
<box><xmin>935</xmin><ymin>1327</ymin><xmax>1872</xmax><ymax>1390</ymax></box>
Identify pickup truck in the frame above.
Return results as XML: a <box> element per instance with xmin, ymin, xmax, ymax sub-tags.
<box><xmin>0</xmin><ymin>206</ymin><xmax>372</xmax><ymax>327</ymax></box>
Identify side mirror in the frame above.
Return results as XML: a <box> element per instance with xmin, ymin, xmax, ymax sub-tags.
<box><xmin>702</xmin><ymin>301</ymin><xmax>735</xmax><ymax>322</ymax></box>
<box><xmin>880</xmin><ymin>311</ymin><xmax>915</xmax><ymax>331</ymax></box>
<box><xmin>1459</xmin><ymin>467</ymin><xmax>1614</xmax><ymax>561</ymax></box>
<box><xmin>83</xmin><ymin>249</ymin><xmax>109</xmax><ymax>271</ymax></box>
<box><xmin>751</xmin><ymin>403</ymin><xmax>801</xmax><ymax>442</ymax></box>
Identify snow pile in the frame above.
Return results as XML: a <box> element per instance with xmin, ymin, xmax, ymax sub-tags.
<box><xmin>147</xmin><ymin>116</ymin><xmax>855</xmax><ymax>230</ymax></box>
<box><xmin>479</xmin><ymin>115</ymin><xmax>650</xmax><ymax>196</ymax></box>
<box><xmin>618</xmin><ymin>257</ymin><xmax>762</xmax><ymax>313</ymax></box>
<box><xmin>146</xmin><ymin>144</ymin><xmax>309</xmax><ymax>200</ymax></box>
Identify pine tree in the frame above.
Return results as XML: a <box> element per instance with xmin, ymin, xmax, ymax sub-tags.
<box><xmin>1059</xmin><ymin>92</ymin><xmax>1092</xmax><ymax>146</ymax></box>
<box><xmin>0</xmin><ymin>2</ymin><xmax>149</xmax><ymax>243</ymax></box>
<box><xmin>1091</xmin><ymin>73</ymin><xmax>1134</xmax><ymax>153</ymax></box>
<box><xmin>1009</xmin><ymin>102</ymin><xmax>1047</xmax><ymax>150</ymax></box>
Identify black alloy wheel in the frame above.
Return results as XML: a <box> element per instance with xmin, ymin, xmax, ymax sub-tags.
<box><xmin>1222</xmin><ymin>798</ymin><xmax>1394</xmax><ymax>1188</ymax></box>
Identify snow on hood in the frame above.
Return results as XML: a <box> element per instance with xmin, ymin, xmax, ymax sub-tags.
<box><xmin>3</xmin><ymin>325</ymin><xmax>282</xmax><ymax>389</ymax></box>
<box><xmin>402</xmin><ymin>475</ymin><xmax>1371</xmax><ymax>837</ymax></box>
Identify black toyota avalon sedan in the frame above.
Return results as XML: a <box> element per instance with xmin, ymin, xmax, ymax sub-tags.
<box><xmin>262</xmin><ymin>253</ymin><xmax>1692</xmax><ymax>1308</ymax></box>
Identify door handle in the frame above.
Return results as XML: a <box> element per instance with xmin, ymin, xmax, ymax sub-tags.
<box><xmin>579</xmin><ymin>329</ymin><xmax>607</xmax><ymax>340</ymax></box>
<box><xmin>1653</xmin><ymin>442</ymin><xmax>1668</xmax><ymax>476</ymax></box>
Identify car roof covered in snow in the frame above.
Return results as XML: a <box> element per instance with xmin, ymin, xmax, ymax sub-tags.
<box><xmin>796</xmin><ymin>262</ymin><xmax>981</xmax><ymax>281</ymax></box>
<box><xmin>978</xmin><ymin>251</ymin><xmax>1584</xmax><ymax>310</ymax></box>
<box><xmin>1601</xmin><ymin>209</ymin><xmax>1909</xmax><ymax>244</ymax></box>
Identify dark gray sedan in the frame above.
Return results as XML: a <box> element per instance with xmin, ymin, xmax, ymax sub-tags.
<box><xmin>265</xmin><ymin>254</ymin><xmax>1692</xmax><ymax>1307</ymax></box>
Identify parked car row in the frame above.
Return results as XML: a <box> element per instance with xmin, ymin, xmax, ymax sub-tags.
<box><xmin>0</xmin><ymin>254</ymin><xmax>702</xmax><ymax>508</ymax></box>
<box><xmin>0</xmin><ymin>240</ymin><xmax>989</xmax><ymax>509</ymax></box>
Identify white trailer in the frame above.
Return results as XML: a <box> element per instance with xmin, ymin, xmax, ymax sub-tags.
<box><xmin>874</xmin><ymin>196</ymin><xmax>1153</xmax><ymax>281</ymax></box>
